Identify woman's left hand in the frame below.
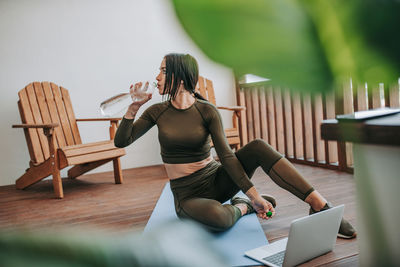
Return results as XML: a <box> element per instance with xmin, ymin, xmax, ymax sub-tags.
<box><xmin>251</xmin><ymin>196</ymin><xmax>276</xmax><ymax>220</ymax></box>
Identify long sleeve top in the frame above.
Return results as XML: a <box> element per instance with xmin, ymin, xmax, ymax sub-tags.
<box><xmin>114</xmin><ymin>98</ymin><xmax>253</xmax><ymax>193</ymax></box>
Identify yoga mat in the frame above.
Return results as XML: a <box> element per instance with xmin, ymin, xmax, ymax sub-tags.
<box><xmin>144</xmin><ymin>182</ymin><xmax>268</xmax><ymax>266</ymax></box>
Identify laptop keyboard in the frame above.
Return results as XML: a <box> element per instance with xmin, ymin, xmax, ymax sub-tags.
<box><xmin>262</xmin><ymin>250</ymin><xmax>285</xmax><ymax>266</ymax></box>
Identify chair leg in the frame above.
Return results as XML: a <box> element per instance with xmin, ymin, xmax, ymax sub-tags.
<box><xmin>113</xmin><ymin>157</ymin><xmax>123</xmax><ymax>184</ymax></box>
<box><xmin>52</xmin><ymin>168</ymin><xmax>64</xmax><ymax>199</ymax></box>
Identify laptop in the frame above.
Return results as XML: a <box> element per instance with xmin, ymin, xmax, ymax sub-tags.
<box><xmin>245</xmin><ymin>205</ymin><xmax>344</xmax><ymax>267</ymax></box>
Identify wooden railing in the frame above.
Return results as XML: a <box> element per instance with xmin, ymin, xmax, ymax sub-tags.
<box><xmin>235</xmin><ymin>79</ymin><xmax>400</xmax><ymax>173</ymax></box>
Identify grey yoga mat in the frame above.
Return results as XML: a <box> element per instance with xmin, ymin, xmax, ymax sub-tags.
<box><xmin>144</xmin><ymin>182</ymin><xmax>269</xmax><ymax>266</ymax></box>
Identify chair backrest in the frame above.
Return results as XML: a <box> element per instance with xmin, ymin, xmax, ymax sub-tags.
<box><xmin>196</xmin><ymin>76</ymin><xmax>216</xmax><ymax>105</ymax></box>
<box><xmin>17</xmin><ymin>82</ymin><xmax>82</xmax><ymax>164</ymax></box>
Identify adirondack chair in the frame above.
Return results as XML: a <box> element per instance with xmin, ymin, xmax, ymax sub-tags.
<box><xmin>12</xmin><ymin>82</ymin><xmax>126</xmax><ymax>198</ymax></box>
<box><xmin>196</xmin><ymin>76</ymin><xmax>246</xmax><ymax>150</ymax></box>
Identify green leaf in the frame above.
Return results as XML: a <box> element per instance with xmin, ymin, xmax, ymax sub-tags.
<box><xmin>171</xmin><ymin>0</ymin><xmax>400</xmax><ymax>92</ymax></box>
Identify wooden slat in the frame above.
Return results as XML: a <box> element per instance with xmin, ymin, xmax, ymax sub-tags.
<box><xmin>17</xmin><ymin>98</ymin><xmax>41</xmax><ymax>163</ymax></box>
<box><xmin>372</xmin><ymin>84</ymin><xmax>383</xmax><ymax>109</ymax></box>
<box><xmin>205</xmin><ymin>78</ymin><xmax>216</xmax><ymax>105</ymax></box>
<box><xmin>281</xmin><ymin>90</ymin><xmax>288</xmax><ymax>157</ymax></box>
<box><xmin>301</xmin><ymin>93</ymin><xmax>314</xmax><ymax>161</ymax></box>
<box><xmin>283</xmin><ymin>90</ymin><xmax>293</xmax><ymax>158</ymax></box>
<box><xmin>290</xmin><ymin>93</ymin><xmax>297</xmax><ymax>159</ymax></box>
<box><xmin>322</xmin><ymin>93</ymin><xmax>330</xmax><ymax>165</ymax></box>
<box><xmin>335</xmin><ymin>86</ymin><xmax>347</xmax><ymax>171</ymax></box>
<box><xmin>251</xmin><ymin>88</ymin><xmax>261</xmax><ymax>139</ymax></box>
<box><xmin>274</xmin><ymin>88</ymin><xmax>285</xmax><ymax>154</ymax></box>
<box><xmin>259</xmin><ymin>87</ymin><xmax>269</xmax><ymax>142</ymax></box>
<box><xmin>60</xmin><ymin>87</ymin><xmax>82</xmax><ymax>145</ymax></box>
<box><xmin>224</xmin><ymin>128</ymin><xmax>239</xmax><ymax>137</ymax></box>
<box><xmin>314</xmin><ymin>94</ymin><xmax>324</xmax><ymax>163</ymax></box>
<box><xmin>357</xmin><ymin>84</ymin><xmax>368</xmax><ymax>111</ymax></box>
<box><xmin>197</xmin><ymin>77</ymin><xmax>208</xmax><ymax>102</ymax></box>
<box><xmin>292</xmin><ymin>92</ymin><xmax>303</xmax><ymax>159</ymax></box>
<box><xmin>300</xmin><ymin>94</ymin><xmax>307</xmax><ymax>160</ymax></box>
<box><xmin>50</xmin><ymin>83</ymin><xmax>75</xmax><ymax>146</ymax></box>
<box><xmin>389</xmin><ymin>81</ymin><xmax>400</xmax><ymax>108</ymax></box>
<box><xmin>26</xmin><ymin>83</ymin><xmax>50</xmax><ymax>160</ymax></box>
<box><xmin>384</xmin><ymin>83</ymin><xmax>390</xmax><ymax>108</ymax></box>
<box><xmin>367</xmin><ymin>83</ymin><xmax>373</xmax><ymax>109</ymax></box>
<box><xmin>325</xmin><ymin>91</ymin><xmax>338</xmax><ymax>164</ymax></box>
<box><xmin>32</xmin><ymin>82</ymin><xmax>53</xmax><ymax>160</ymax></box>
<box><xmin>236</xmin><ymin>86</ymin><xmax>248</xmax><ymax>146</ymax></box>
<box><xmin>266</xmin><ymin>87</ymin><xmax>276</xmax><ymax>149</ymax></box>
<box><xmin>34</xmin><ymin>83</ymin><xmax>59</xmax><ymax>149</ymax></box>
<box><xmin>62</xmin><ymin>140</ymin><xmax>111</xmax><ymax>152</ymax></box>
<box><xmin>311</xmin><ymin>95</ymin><xmax>318</xmax><ymax>163</ymax></box>
<box><xmin>67</xmin><ymin>148</ymin><xmax>125</xmax><ymax>166</ymax></box>
<box><xmin>227</xmin><ymin>136</ymin><xmax>241</xmax><ymax>144</ymax></box>
<box><xmin>343</xmin><ymin>81</ymin><xmax>354</xmax><ymax>167</ymax></box>
<box><xmin>245</xmin><ymin>89</ymin><xmax>254</xmax><ymax>141</ymax></box>
<box><xmin>42</xmin><ymin>82</ymin><xmax>67</xmax><ymax>148</ymax></box>
<box><xmin>19</xmin><ymin>86</ymin><xmax>44</xmax><ymax>163</ymax></box>
<box><xmin>62</xmin><ymin>141</ymin><xmax>118</xmax><ymax>158</ymax></box>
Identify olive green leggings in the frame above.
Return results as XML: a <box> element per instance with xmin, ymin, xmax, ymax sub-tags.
<box><xmin>170</xmin><ymin>139</ymin><xmax>314</xmax><ymax>231</ymax></box>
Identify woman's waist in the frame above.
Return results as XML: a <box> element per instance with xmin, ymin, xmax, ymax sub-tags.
<box><xmin>168</xmin><ymin>159</ymin><xmax>220</xmax><ymax>189</ymax></box>
<box><xmin>165</xmin><ymin>154</ymin><xmax>214</xmax><ymax>180</ymax></box>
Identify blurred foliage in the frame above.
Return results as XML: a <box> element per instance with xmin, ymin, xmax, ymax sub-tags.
<box><xmin>171</xmin><ymin>0</ymin><xmax>400</xmax><ymax>92</ymax></box>
<box><xmin>0</xmin><ymin>221</ymin><xmax>228</xmax><ymax>267</ymax></box>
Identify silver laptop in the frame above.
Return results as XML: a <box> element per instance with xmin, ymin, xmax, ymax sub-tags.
<box><xmin>245</xmin><ymin>205</ymin><xmax>344</xmax><ymax>267</ymax></box>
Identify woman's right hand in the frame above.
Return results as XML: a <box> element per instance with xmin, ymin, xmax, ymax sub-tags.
<box><xmin>125</xmin><ymin>82</ymin><xmax>153</xmax><ymax>119</ymax></box>
<box><xmin>251</xmin><ymin>195</ymin><xmax>276</xmax><ymax>220</ymax></box>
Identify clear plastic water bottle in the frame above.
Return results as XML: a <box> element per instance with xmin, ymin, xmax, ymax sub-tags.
<box><xmin>100</xmin><ymin>81</ymin><xmax>156</xmax><ymax>117</ymax></box>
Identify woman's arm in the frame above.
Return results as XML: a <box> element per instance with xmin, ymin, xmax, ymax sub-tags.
<box><xmin>114</xmin><ymin>91</ymin><xmax>155</xmax><ymax>148</ymax></box>
<box><xmin>207</xmin><ymin>105</ymin><xmax>275</xmax><ymax>219</ymax></box>
<box><xmin>207</xmin><ymin>105</ymin><xmax>254</xmax><ymax>192</ymax></box>
<box><xmin>114</xmin><ymin>115</ymin><xmax>155</xmax><ymax>148</ymax></box>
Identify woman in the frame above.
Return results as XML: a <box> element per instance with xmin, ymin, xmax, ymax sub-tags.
<box><xmin>114</xmin><ymin>53</ymin><xmax>356</xmax><ymax>238</ymax></box>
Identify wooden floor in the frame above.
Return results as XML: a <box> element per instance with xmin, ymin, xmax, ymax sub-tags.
<box><xmin>0</xmin><ymin>163</ymin><xmax>358</xmax><ymax>266</ymax></box>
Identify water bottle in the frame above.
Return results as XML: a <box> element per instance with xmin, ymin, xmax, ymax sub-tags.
<box><xmin>100</xmin><ymin>81</ymin><xmax>156</xmax><ymax>117</ymax></box>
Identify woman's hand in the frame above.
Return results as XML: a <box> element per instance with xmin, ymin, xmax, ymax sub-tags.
<box><xmin>125</xmin><ymin>82</ymin><xmax>153</xmax><ymax>119</ymax></box>
<box><xmin>245</xmin><ymin>186</ymin><xmax>275</xmax><ymax>220</ymax></box>
<box><xmin>251</xmin><ymin>196</ymin><xmax>276</xmax><ymax>220</ymax></box>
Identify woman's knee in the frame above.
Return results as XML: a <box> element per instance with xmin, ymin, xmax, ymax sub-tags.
<box><xmin>241</xmin><ymin>139</ymin><xmax>282</xmax><ymax>171</ymax></box>
<box><xmin>247</xmin><ymin>139</ymin><xmax>281</xmax><ymax>158</ymax></box>
<box><xmin>206</xmin><ymin>206</ymin><xmax>234</xmax><ymax>231</ymax></box>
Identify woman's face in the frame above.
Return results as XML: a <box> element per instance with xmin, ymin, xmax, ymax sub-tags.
<box><xmin>156</xmin><ymin>58</ymin><xmax>167</xmax><ymax>95</ymax></box>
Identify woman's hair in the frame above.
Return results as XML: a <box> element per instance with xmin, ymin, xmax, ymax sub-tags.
<box><xmin>163</xmin><ymin>53</ymin><xmax>206</xmax><ymax>101</ymax></box>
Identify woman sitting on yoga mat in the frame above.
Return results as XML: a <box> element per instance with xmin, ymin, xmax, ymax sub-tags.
<box><xmin>114</xmin><ymin>53</ymin><xmax>356</xmax><ymax>238</ymax></box>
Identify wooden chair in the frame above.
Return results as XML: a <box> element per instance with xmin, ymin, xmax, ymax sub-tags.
<box><xmin>196</xmin><ymin>76</ymin><xmax>246</xmax><ymax>151</ymax></box>
<box><xmin>12</xmin><ymin>82</ymin><xmax>126</xmax><ymax>199</ymax></box>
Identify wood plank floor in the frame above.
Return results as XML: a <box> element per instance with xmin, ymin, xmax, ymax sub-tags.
<box><xmin>0</xmin><ymin>163</ymin><xmax>358</xmax><ymax>266</ymax></box>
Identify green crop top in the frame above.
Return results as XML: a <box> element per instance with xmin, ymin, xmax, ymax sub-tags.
<box><xmin>114</xmin><ymin>98</ymin><xmax>253</xmax><ymax>192</ymax></box>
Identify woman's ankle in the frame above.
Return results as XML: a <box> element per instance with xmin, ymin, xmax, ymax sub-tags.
<box><xmin>234</xmin><ymin>203</ymin><xmax>248</xmax><ymax>216</ymax></box>
<box><xmin>305</xmin><ymin>191</ymin><xmax>327</xmax><ymax>211</ymax></box>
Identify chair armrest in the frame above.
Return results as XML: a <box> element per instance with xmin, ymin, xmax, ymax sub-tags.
<box><xmin>216</xmin><ymin>105</ymin><xmax>246</xmax><ymax>112</ymax></box>
<box><xmin>76</xmin><ymin>118</ymin><xmax>123</xmax><ymax>122</ymax></box>
<box><xmin>12</xmin><ymin>123</ymin><xmax>59</xmax><ymax>129</ymax></box>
